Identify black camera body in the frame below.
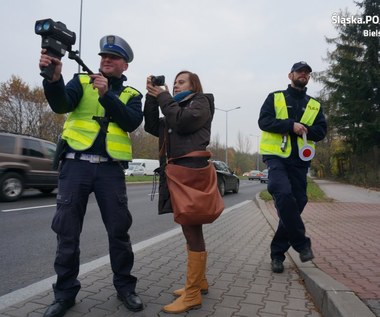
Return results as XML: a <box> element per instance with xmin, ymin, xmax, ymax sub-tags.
<box><xmin>35</xmin><ymin>18</ymin><xmax>76</xmax><ymax>80</ymax></box>
<box><xmin>151</xmin><ymin>75</ymin><xmax>165</xmax><ymax>86</ymax></box>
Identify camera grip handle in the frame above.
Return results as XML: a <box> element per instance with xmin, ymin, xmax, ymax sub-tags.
<box><xmin>40</xmin><ymin>63</ymin><xmax>56</xmax><ymax>81</ymax></box>
<box><xmin>40</xmin><ymin>50</ymin><xmax>61</xmax><ymax>81</ymax></box>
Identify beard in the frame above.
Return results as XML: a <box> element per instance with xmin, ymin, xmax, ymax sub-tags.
<box><xmin>293</xmin><ymin>78</ymin><xmax>308</xmax><ymax>89</ymax></box>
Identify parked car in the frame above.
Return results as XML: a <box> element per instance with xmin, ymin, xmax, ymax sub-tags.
<box><xmin>260</xmin><ymin>169</ymin><xmax>269</xmax><ymax>183</ymax></box>
<box><xmin>126</xmin><ymin>159</ymin><xmax>159</xmax><ymax>176</ymax></box>
<box><xmin>0</xmin><ymin>131</ymin><xmax>58</xmax><ymax>202</ymax></box>
<box><xmin>124</xmin><ymin>165</ymin><xmax>145</xmax><ymax>176</ymax></box>
<box><xmin>212</xmin><ymin>160</ymin><xmax>239</xmax><ymax>196</ymax></box>
<box><xmin>248</xmin><ymin>169</ymin><xmax>263</xmax><ymax>181</ymax></box>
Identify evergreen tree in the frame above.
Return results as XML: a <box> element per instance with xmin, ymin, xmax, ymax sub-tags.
<box><xmin>316</xmin><ymin>0</ymin><xmax>380</xmax><ymax>154</ymax></box>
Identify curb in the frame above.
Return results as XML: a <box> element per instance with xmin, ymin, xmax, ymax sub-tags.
<box><xmin>255</xmin><ymin>193</ymin><xmax>376</xmax><ymax>317</ymax></box>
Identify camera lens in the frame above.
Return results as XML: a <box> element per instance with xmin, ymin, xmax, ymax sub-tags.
<box><xmin>35</xmin><ymin>23</ymin><xmax>42</xmax><ymax>33</ymax></box>
<box><xmin>43</xmin><ymin>21</ymin><xmax>51</xmax><ymax>31</ymax></box>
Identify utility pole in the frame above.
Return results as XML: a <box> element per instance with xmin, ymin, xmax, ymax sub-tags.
<box><xmin>215</xmin><ymin>106</ymin><xmax>241</xmax><ymax>165</ymax></box>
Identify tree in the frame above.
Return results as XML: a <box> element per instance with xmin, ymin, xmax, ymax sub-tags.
<box><xmin>314</xmin><ymin>0</ymin><xmax>380</xmax><ymax>186</ymax></box>
<box><xmin>316</xmin><ymin>1</ymin><xmax>380</xmax><ymax>154</ymax></box>
<box><xmin>235</xmin><ymin>131</ymin><xmax>252</xmax><ymax>154</ymax></box>
<box><xmin>209</xmin><ymin>133</ymin><xmax>225</xmax><ymax>162</ymax></box>
<box><xmin>130</xmin><ymin>124</ymin><xmax>160</xmax><ymax>159</ymax></box>
<box><xmin>0</xmin><ymin>75</ymin><xmax>64</xmax><ymax>142</ymax></box>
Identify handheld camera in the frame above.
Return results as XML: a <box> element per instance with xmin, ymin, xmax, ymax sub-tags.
<box><xmin>151</xmin><ymin>75</ymin><xmax>165</xmax><ymax>86</ymax></box>
<box><xmin>35</xmin><ymin>18</ymin><xmax>76</xmax><ymax>80</ymax></box>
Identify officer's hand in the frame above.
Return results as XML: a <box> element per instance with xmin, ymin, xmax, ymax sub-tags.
<box><xmin>89</xmin><ymin>73</ymin><xmax>108</xmax><ymax>97</ymax></box>
<box><xmin>293</xmin><ymin>122</ymin><xmax>308</xmax><ymax>136</ymax></box>
<box><xmin>39</xmin><ymin>49</ymin><xmax>62</xmax><ymax>83</ymax></box>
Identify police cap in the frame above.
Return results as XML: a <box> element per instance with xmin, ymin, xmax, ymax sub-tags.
<box><xmin>290</xmin><ymin>61</ymin><xmax>312</xmax><ymax>73</ymax></box>
<box><xmin>98</xmin><ymin>35</ymin><xmax>134</xmax><ymax>63</ymax></box>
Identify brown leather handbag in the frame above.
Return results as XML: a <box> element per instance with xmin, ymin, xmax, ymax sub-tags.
<box><xmin>165</xmin><ymin>150</ymin><xmax>224</xmax><ymax>225</ymax></box>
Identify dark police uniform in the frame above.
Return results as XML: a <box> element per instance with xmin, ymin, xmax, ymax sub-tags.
<box><xmin>42</xmin><ymin>36</ymin><xmax>143</xmax><ymax>303</ymax></box>
<box><xmin>258</xmin><ymin>83</ymin><xmax>327</xmax><ymax>262</ymax></box>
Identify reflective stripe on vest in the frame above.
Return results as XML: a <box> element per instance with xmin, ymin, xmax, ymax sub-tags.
<box><xmin>259</xmin><ymin>92</ymin><xmax>320</xmax><ymax>158</ymax></box>
<box><xmin>62</xmin><ymin>74</ymin><xmax>139</xmax><ymax>160</ymax></box>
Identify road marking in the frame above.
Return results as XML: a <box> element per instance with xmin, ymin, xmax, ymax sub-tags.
<box><xmin>0</xmin><ymin>200</ymin><xmax>250</xmax><ymax>310</ymax></box>
<box><xmin>1</xmin><ymin>204</ymin><xmax>56</xmax><ymax>213</ymax></box>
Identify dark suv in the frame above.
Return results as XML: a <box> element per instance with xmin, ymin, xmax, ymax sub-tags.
<box><xmin>0</xmin><ymin>131</ymin><xmax>58</xmax><ymax>202</ymax></box>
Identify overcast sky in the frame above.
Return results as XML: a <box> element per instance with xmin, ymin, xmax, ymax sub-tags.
<box><xmin>1</xmin><ymin>0</ymin><xmax>359</xmax><ymax>152</ymax></box>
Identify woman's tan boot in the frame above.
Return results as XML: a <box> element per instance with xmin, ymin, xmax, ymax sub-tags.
<box><xmin>173</xmin><ymin>247</ymin><xmax>208</xmax><ymax>296</ymax></box>
<box><xmin>162</xmin><ymin>250</ymin><xmax>206</xmax><ymax>314</ymax></box>
<box><xmin>173</xmin><ymin>277</ymin><xmax>208</xmax><ymax>296</ymax></box>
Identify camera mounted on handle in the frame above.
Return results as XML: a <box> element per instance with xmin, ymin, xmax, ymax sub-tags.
<box><xmin>35</xmin><ymin>18</ymin><xmax>93</xmax><ymax>80</ymax></box>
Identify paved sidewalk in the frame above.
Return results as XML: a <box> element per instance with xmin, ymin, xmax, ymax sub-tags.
<box><xmin>259</xmin><ymin>179</ymin><xmax>380</xmax><ymax>317</ymax></box>
<box><xmin>0</xmin><ymin>202</ymin><xmax>321</xmax><ymax>317</ymax></box>
<box><xmin>310</xmin><ymin>179</ymin><xmax>380</xmax><ymax>317</ymax></box>
<box><xmin>1</xmin><ymin>179</ymin><xmax>378</xmax><ymax>317</ymax></box>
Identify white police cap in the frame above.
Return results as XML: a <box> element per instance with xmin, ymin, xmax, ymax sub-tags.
<box><xmin>98</xmin><ymin>35</ymin><xmax>134</xmax><ymax>63</ymax></box>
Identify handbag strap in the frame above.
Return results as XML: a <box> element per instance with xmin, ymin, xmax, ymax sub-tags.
<box><xmin>168</xmin><ymin>150</ymin><xmax>212</xmax><ymax>163</ymax></box>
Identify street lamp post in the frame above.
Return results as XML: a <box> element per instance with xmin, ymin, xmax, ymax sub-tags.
<box><xmin>78</xmin><ymin>0</ymin><xmax>84</xmax><ymax>73</ymax></box>
<box><xmin>215</xmin><ymin>106</ymin><xmax>241</xmax><ymax>165</ymax></box>
<box><xmin>255</xmin><ymin>134</ymin><xmax>260</xmax><ymax>170</ymax></box>
<box><xmin>250</xmin><ymin>134</ymin><xmax>260</xmax><ymax>170</ymax></box>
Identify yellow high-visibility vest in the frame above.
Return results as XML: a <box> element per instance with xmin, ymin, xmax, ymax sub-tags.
<box><xmin>259</xmin><ymin>92</ymin><xmax>320</xmax><ymax>158</ymax></box>
<box><xmin>62</xmin><ymin>74</ymin><xmax>140</xmax><ymax>160</ymax></box>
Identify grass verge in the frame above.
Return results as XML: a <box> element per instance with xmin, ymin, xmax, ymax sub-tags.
<box><xmin>259</xmin><ymin>177</ymin><xmax>331</xmax><ymax>202</ymax></box>
<box><xmin>125</xmin><ymin>175</ymin><xmax>155</xmax><ymax>183</ymax></box>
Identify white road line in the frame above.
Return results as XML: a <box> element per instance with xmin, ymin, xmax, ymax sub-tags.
<box><xmin>1</xmin><ymin>204</ymin><xmax>56</xmax><ymax>213</ymax></box>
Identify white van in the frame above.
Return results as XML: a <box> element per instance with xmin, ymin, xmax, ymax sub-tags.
<box><xmin>125</xmin><ymin>159</ymin><xmax>159</xmax><ymax>176</ymax></box>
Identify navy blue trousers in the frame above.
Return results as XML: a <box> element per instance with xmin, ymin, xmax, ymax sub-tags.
<box><xmin>51</xmin><ymin>159</ymin><xmax>136</xmax><ymax>300</ymax></box>
<box><xmin>266</xmin><ymin>158</ymin><xmax>311</xmax><ymax>261</ymax></box>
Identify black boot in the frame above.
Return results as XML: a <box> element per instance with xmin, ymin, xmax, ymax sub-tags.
<box><xmin>299</xmin><ymin>247</ymin><xmax>314</xmax><ymax>262</ymax></box>
<box><xmin>117</xmin><ymin>292</ymin><xmax>143</xmax><ymax>312</ymax></box>
<box><xmin>43</xmin><ymin>299</ymin><xmax>75</xmax><ymax>317</ymax></box>
<box><xmin>271</xmin><ymin>259</ymin><xmax>284</xmax><ymax>273</ymax></box>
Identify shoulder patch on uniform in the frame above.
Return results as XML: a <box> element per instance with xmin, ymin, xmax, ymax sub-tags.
<box><xmin>124</xmin><ymin>85</ymin><xmax>142</xmax><ymax>97</ymax></box>
<box><xmin>78</xmin><ymin>74</ymin><xmax>91</xmax><ymax>84</ymax></box>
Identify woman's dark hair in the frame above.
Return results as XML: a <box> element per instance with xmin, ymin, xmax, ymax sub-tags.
<box><xmin>173</xmin><ymin>71</ymin><xmax>203</xmax><ymax>94</ymax></box>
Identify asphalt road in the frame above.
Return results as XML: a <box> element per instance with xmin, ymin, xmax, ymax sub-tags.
<box><xmin>0</xmin><ymin>179</ymin><xmax>266</xmax><ymax>297</ymax></box>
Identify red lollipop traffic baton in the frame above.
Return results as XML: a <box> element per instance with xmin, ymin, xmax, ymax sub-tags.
<box><xmin>299</xmin><ymin>132</ymin><xmax>315</xmax><ymax>161</ymax></box>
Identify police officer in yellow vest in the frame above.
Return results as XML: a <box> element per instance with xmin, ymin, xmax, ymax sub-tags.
<box><xmin>258</xmin><ymin>61</ymin><xmax>327</xmax><ymax>274</ymax></box>
<box><xmin>39</xmin><ymin>35</ymin><xmax>144</xmax><ymax>316</ymax></box>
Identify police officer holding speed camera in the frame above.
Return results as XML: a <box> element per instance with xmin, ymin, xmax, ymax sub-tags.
<box><xmin>39</xmin><ymin>35</ymin><xmax>144</xmax><ymax>316</ymax></box>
